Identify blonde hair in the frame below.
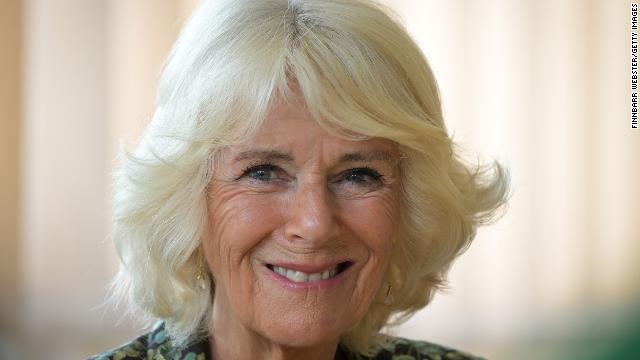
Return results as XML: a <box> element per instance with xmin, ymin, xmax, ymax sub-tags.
<box><xmin>111</xmin><ymin>0</ymin><xmax>510</xmax><ymax>355</ymax></box>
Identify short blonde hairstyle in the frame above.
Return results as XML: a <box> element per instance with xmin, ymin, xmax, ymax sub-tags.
<box><xmin>111</xmin><ymin>0</ymin><xmax>510</xmax><ymax>355</ymax></box>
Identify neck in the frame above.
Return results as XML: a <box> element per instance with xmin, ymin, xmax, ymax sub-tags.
<box><xmin>209</xmin><ymin>294</ymin><xmax>340</xmax><ymax>360</ymax></box>
<box><xmin>211</xmin><ymin>337</ymin><xmax>338</xmax><ymax>360</ymax></box>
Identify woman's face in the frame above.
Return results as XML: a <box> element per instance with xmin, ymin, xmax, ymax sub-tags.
<box><xmin>203</xmin><ymin>99</ymin><xmax>400</xmax><ymax>349</ymax></box>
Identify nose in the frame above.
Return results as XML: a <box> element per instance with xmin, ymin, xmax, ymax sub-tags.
<box><xmin>283</xmin><ymin>180</ymin><xmax>340</xmax><ymax>245</ymax></box>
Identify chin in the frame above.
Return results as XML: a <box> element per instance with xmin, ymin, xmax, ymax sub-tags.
<box><xmin>260</xmin><ymin>319</ymin><xmax>345</xmax><ymax>349</ymax></box>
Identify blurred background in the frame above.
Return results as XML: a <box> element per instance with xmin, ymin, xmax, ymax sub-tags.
<box><xmin>1</xmin><ymin>0</ymin><xmax>638</xmax><ymax>359</ymax></box>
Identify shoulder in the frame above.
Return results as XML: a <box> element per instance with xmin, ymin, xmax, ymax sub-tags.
<box><xmin>86</xmin><ymin>323</ymin><xmax>208</xmax><ymax>360</ymax></box>
<box><xmin>342</xmin><ymin>336</ymin><xmax>486</xmax><ymax>360</ymax></box>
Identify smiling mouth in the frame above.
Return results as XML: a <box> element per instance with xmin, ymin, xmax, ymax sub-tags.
<box><xmin>265</xmin><ymin>262</ymin><xmax>353</xmax><ymax>283</ymax></box>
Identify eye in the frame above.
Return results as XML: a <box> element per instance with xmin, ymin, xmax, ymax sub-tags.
<box><xmin>335</xmin><ymin>167</ymin><xmax>384</xmax><ymax>186</ymax></box>
<box><xmin>238</xmin><ymin>164</ymin><xmax>286</xmax><ymax>182</ymax></box>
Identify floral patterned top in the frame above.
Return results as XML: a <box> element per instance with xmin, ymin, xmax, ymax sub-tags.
<box><xmin>87</xmin><ymin>324</ymin><xmax>485</xmax><ymax>360</ymax></box>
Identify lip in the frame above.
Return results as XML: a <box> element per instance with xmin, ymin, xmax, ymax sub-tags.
<box><xmin>258</xmin><ymin>260</ymin><xmax>354</xmax><ymax>291</ymax></box>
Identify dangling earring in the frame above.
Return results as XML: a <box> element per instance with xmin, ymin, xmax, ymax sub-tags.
<box><xmin>384</xmin><ymin>284</ymin><xmax>395</xmax><ymax>305</ymax></box>
<box><xmin>195</xmin><ymin>256</ymin><xmax>208</xmax><ymax>291</ymax></box>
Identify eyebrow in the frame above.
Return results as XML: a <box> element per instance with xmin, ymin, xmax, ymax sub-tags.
<box><xmin>338</xmin><ymin>151</ymin><xmax>396</xmax><ymax>164</ymax></box>
<box><xmin>233</xmin><ymin>150</ymin><xmax>294</xmax><ymax>163</ymax></box>
<box><xmin>232</xmin><ymin>149</ymin><xmax>396</xmax><ymax>164</ymax></box>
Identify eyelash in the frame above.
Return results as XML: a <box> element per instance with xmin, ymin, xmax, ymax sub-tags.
<box><xmin>237</xmin><ymin>163</ymin><xmax>384</xmax><ymax>186</ymax></box>
<box><xmin>334</xmin><ymin>167</ymin><xmax>384</xmax><ymax>185</ymax></box>
<box><xmin>238</xmin><ymin>163</ymin><xmax>283</xmax><ymax>182</ymax></box>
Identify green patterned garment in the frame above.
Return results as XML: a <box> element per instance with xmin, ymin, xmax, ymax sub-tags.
<box><xmin>87</xmin><ymin>324</ymin><xmax>484</xmax><ymax>360</ymax></box>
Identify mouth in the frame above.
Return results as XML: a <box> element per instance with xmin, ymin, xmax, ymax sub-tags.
<box><xmin>265</xmin><ymin>261</ymin><xmax>353</xmax><ymax>283</ymax></box>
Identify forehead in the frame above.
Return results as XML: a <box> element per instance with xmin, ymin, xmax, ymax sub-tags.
<box><xmin>230</xmin><ymin>98</ymin><xmax>398</xmax><ymax>158</ymax></box>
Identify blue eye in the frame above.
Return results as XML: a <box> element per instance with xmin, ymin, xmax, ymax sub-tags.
<box><xmin>339</xmin><ymin>167</ymin><xmax>384</xmax><ymax>186</ymax></box>
<box><xmin>240</xmin><ymin>164</ymin><xmax>281</xmax><ymax>182</ymax></box>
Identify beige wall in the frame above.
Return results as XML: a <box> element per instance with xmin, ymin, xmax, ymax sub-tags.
<box><xmin>19</xmin><ymin>1</ymin><xmax>196</xmax><ymax>358</ymax></box>
<box><xmin>0</xmin><ymin>0</ymin><xmax>21</xmax><ymax>346</ymax></box>
<box><xmin>21</xmin><ymin>1</ymin><xmax>112</xmax><ymax>358</ymax></box>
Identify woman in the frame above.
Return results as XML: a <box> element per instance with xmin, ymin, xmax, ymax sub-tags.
<box><xmin>91</xmin><ymin>0</ymin><xmax>509</xmax><ymax>359</ymax></box>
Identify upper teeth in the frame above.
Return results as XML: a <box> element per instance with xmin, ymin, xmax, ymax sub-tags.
<box><xmin>271</xmin><ymin>265</ymin><xmax>339</xmax><ymax>283</ymax></box>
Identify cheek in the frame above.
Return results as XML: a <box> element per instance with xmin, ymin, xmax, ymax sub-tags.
<box><xmin>339</xmin><ymin>193</ymin><xmax>398</xmax><ymax>252</ymax></box>
<box><xmin>204</xmin><ymin>186</ymin><xmax>284</xmax><ymax>284</ymax></box>
<box><xmin>339</xmin><ymin>193</ymin><xmax>398</xmax><ymax>318</ymax></box>
<box><xmin>204</xmin><ymin>188</ymin><xmax>288</xmax><ymax>324</ymax></box>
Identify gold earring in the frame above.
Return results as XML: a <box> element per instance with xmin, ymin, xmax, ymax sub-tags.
<box><xmin>384</xmin><ymin>284</ymin><xmax>394</xmax><ymax>305</ymax></box>
<box><xmin>195</xmin><ymin>256</ymin><xmax>207</xmax><ymax>291</ymax></box>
